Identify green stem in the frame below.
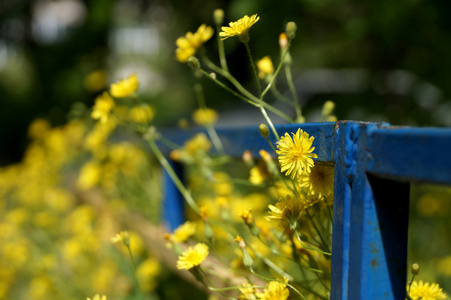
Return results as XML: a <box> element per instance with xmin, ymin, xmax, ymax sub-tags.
<box><xmin>146</xmin><ymin>131</ymin><xmax>200</xmax><ymax>214</ymax></box>
<box><xmin>216</xmin><ymin>24</ymin><xmax>228</xmax><ymax>72</ymax></box>
<box><xmin>244</xmin><ymin>41</ymin><xmax>262</xmax><ymax>97</ymax></box>
<box><xmin>284</xmin><ymin>63</ymin><xmax>303</xmax><ymax>121</ymax></box>
<box><xmin>261</xmin><ymin>42</ymin><xmax>291</xmax><ymax>98</ymax></box>
<box><xmin>201</xmin><ymin>55</ymin><xmax>295</xmax><ymax>123</ymax></box>
<box><xmin>295</xmin><ymin>230</ymin><xmax>331</xmax><ymax>256</ymax></box>
<box><xmin>305</xmin><ymin>210</ymin><xmax>331</xmax><ymax>254</ymax></box>
<box><xmin>126</xmin><ymin>245</ymin><xmax>149</xmax><ymax>300</ymax></box>
<box><xmin>270</xmin><ymin>84</ymin><xmax>296</xmax><ymax>107</ymax></box>
<box><xmin>206</xmin><ymin>124</ymin><xmax>224</xmax><ymax>153</ymax></box>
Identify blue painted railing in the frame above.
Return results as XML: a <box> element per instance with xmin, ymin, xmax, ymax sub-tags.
<box><xmin>161</xmin><ymin>121</ymin><xmax>451</xmax><ymax>300</ymax></box>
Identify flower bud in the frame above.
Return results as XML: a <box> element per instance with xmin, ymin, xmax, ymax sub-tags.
<box><xmin>322</xmin><ymin>100</ymin><xmax>335</xmax><ymax>117</ymax></box>
<box><xmin>242</xmin><ymin>150</ymin><xmax>254</xmax><ymax>167</ymax></box>
<box><xmin>234</xmin><ymin>235</ymin><xmax>253</xmax><ymax>268</ymax></box>
<box><xmin>187</xmin><ymin>56</ymin><xmax>200</xmax><ymax>69</ymax></box>
<box><xmin>411</xmin><ymin>263</ymin><xmax>420</xmax><ymax>276</ymax></box>
<box><xmin>279</xmin><ymin>33</ymin><xmax>288</xmax><ymax>49</ymax></box>
<box><xmin>213</xmin><ymin>9</ymin><xmax>224</xmax><ymax>25</ymax></box>
<box><xmin>259</xmin><ymin>123</ymin><xmax>269</xmax><ymax>138</ymax></box>
<box><xmin>204</xmin><ymin>221</ymin><xmax>214</xmax><ymax>241</ymax></box>
<box><xmin>286</xmin><ymin>22</ymin><xmax>297</xmax><ymax>40</ymax></box>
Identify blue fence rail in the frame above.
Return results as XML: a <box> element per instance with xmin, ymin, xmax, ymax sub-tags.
<box><xmin>161</xmin><ymin>121</ymin><xmax>451</xmax><ymax>300</ymax></box>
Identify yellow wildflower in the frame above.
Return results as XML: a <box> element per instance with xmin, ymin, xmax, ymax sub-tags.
<box><xmin>249</xmin><ymin>163</ymin><xmax>269</xmax><ymax>185</ymax></box>
<box><xmin>256</xmin><ymin>280</ymin><xmax>289</xmax><ymax>300</ymax></box>
<box><xmin>408</xmin><ymin>280</ymin><xmax>447</xmax><ymax>300</ymax></box>
<box><xmin>171</xmin><ymin>221</ymin><xmax>196</xmax><ymax>243</ymax></box>
<box><xmin>239</xmin><ymin>282</ymin><xmax>258</xmax><ymax>300</ymax></box>
<box><xmin>256</xmin><ymin>56</ymin><xmax>274</xmax><ymax>79</ymax></box>
<box><xmin>77</xmin><ymin>161</ymin><xmax>102</xmax><ymax>190</ymax></box>
<box><xmin>110</xmin><ymin>231</ymin><xmax>130</xmax><ymax>246</ymax></box>
<box><xmin>298</xmin><ymin>164</ymin><xmax>334</xmax><ymax>199</ymax></box>
<box><xmin>129</xmin><ymin>104</ymin><xmax>155</xmax><ymax>125</ymax></box>
<box><xmin>185</xmin><ymin>133</ymin><xmax>212</xmax><ymax>156</ymax></box>
<box><xmin>219</xmin><ymin>14</ymin><xmax>260</xmax><ymax>42</ymax></box>
<box><xmin>192</xmin><ymin>108</ymin><xmax>218</xmax><ymax>126</ymax></box>
<box><xmin>175</xmin><ymin>24</ymin><xmax>214</xmax><ymax>62</ymax></box>
<box><xmin>176</xmin><ymin>243</ymin><xmax>209</xmax><ymax>270</ymax></box>
<box><xmin>266</xmin><ymin>195</ymin><xmax>306</xmax><ymax>229</ymax></box>
<box><xmin>91</xmin><ymin>92</ymin><xmax>115</xmax><ymax>123</ymax></box>
<box><xmin>136</xmin><ymin>258</ymin><xmax>160</xmax><ymax>291</ymax></box>
<box><xmin>110</xmin><ymin>74</ymin><xmax>139</xmax><ymax>98</ymax></box>
<box><xmin>276</xmin><ymin>128</ymin><xmax>318</xmax><ymax>179</ymax></box>
<box><xmin>87</xmin><ymin>295</ymin><xmax>107</xmax><ymax>300</ymax></box>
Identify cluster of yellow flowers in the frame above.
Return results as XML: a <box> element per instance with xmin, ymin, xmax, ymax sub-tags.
<box><xmin>0</xmin><ymin>102</ymin><xmax>161</xmax><ymax>299</ymax></box>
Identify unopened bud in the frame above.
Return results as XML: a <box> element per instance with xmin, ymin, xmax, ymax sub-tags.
<box><xmin>411</xmin><ymin>263</ymin><xmax>420</xmax><ymax>276</ymax></box>
<box><xmin>242</xmin><ymin>150</ymin><xmax>254</xmax><ymax>167</ymax></box>
<box><xmin>213</xmin><ymin>9</ymin><xmax>224</xmax><ymax>25</ymax></box>
<box><xmin>204</xmin><ymin>221</ymin><xmax>214</xmax><ymax>241</ymax></box>
<box><xmin>187</xmin><ymin>56</ymin><xmax>200</xmax><ymax>69</ymax></box>
<box><xmin>209</xmin><ymin>72</ymin><xmax>216</xmax><ymax>79</ymax></box>
<box><xmin>286</xmin><ymin>22</ymin><xmax>297</xmax><ymax>40</ymax></box>
<box><xmin>322</xmin><ymin>100</ymin><xmax>335</xmax><ymax>116</ymax></box>
<box><xmin>259</xmin><ymin>123</ymin><xmax>269</xmax><ymax>138</ymax></box>
<box><xmin>279</xmin><ymin>33</ymin><xmax>288</xmax><ymax>49</ymax></box>
<box><xmin>234</xmin><ymin>236</ymin><xmax>254</xmax><ymax>268</ymax></box>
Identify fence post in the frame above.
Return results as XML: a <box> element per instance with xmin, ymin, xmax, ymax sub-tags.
<box><xmin>163</xmin><ymin>160</ymin><xmax>185</xmax><ymax>231</ymax></box>
<box><xmin>331</xmin><ymin>121</ymin><xmax>409</xmax><ymax>299</ymax></box>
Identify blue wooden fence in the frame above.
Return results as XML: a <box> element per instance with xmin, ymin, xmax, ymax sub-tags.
<box><xmin>161</xmin><ymin>120</ymin><xmax>451</xmax><ymax>300</ymax></box>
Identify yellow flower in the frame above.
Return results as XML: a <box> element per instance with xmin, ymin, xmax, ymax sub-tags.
<box><xmin>136</xmin><ymin>258</ymin><xmax>160</xmax><ymax>291</ymax></box>
<box><xmin>249</xmin><ymin>163</ymin><xmax>269</xmax><ymax>185</ymax></box>
<box><xmin>298</xmin><ymin>164</ymin><xmax>334</xmax><ymax>199</ymax></box>
<box><xmin>256</xmin><ymin>56</ymin><xmax>274</xmax><ymax>79</ymax></box>
<box><xmin>185</xmin><ymin>133</ymin><xmax>212</xmax><ymax>156</ymax></box>
<box><xmin>192</xmin><ymin>108</ymin><xmax>218</xmax><ymax>126</ymax></box>
<box><xmin>219</xmin><ymin>14</ymin><xmax>260</xmax><ymax>42</ymax></box>
<box><xmin>175</xmin><ymin>24</ymin><xmax>214</xmax><ymax>62</ymax></box>
<box><xmin>239</xmin><ymin>282</ymin><xmax>257</xmax><ymax>300</ymax></box>
<box><xmin>171</xmin><ymin>221</ymin><xmax>196</xmax><ymax>243</ymax></box>
<box><xmin>266</xmin><ymin>195</ymin><xmax>306</xmax><ymax>229</ymax></box>
<box><xmin>87</xmin><ymin>295</ymin><xmax>107</xmax><ymax>300</ymax></box>
<box><xmin>110</xmin><ymin>231</ymin><xmax>130</xmax><ymax>246</ymax></box>
<box><xmin>77</xmin><ymin>161</ymin><xmax>102</xmax><ymax>190</ymax></box>
<box><xmin>256</xmin><ymin>280</ymin><xmax>289</xmax><ymax>300</ymax></box>
<box><xmin>176</xmin><ymin>243</ymin><xmax>209</xmax><ymax>270</ymax></box>
<box><xmin>129</xmin><ymin>104</ymin><xmax>155</xmax><ymax>125</ymax></box>
<box><xmin>408</xmin><ymin>280</ymin><xmax>447</xmax><ymax>300</ymax></box>
<box><xmin>110</xmin><ymin>74</ymin><xmax>139</xmax><ymax>98</ymax></box>
<box><xmin>91</xmin><ymin>92</ymin><xmax>115</xmax><ymax>123</ymax></box>
<box><xmin>276</xmin><ymin>128</ymin><xmax>318</xmax><ymax>179</ymax></box>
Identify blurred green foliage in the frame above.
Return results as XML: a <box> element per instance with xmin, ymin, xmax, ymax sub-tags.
<box><xmin>2</xmin><ymin>0</ymin><xmax>451</xmax><ymax>164</ymax></box>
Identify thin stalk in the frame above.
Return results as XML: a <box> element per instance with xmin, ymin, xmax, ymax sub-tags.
<box><xmin>285</xmin><ymin>63</ymin><xmax>303</xmax><ymax>121</ymax></box>
<box><xmin>126</xmin><ymin>245</ymin><xmax>149</xmax><ymax>300</ymax></box>
<box><xmin>206</xmin><ymin>124</ymin><xmax>224</xmax><ymax>153</ymax></box>
<box><xmin>259</xmin><ymin>94</ymin><xmax>279</xmax><ymax>140</ymax></box>
<box><xmin>201</xmin><ymin>55</ymin><xmax>295</xmax><ymax>123</ymax></box>
<box><xmin>271</xmin><ymin>84</ymin><xmax>296</xmax><ymax>107</ymax></box>
<box><xmin>244</xmin><ymin>41</ymin><xmax>262</xmax><ymax>97</ymax></box>
<box><xmin>305</xmin><ymin>210</ymin><xmax>331</xmax><ymax>254</ymax></box>
<box><xmin>216</xmin><ymin>24</ymin><xmax>228</xmax><ymax>72</ymax></box>
<box><xmin>295</xmin><ymin>231</ymin><xmax>331</xmax><ymax>256</ymax></box>
<box><xmin>146</xmin><ymin>132</ymin><xmax>201</xmax><ymax>214</ymax></box>
<box><xmin>261</xmin><ymin>42</ymin><xmax>291</xmax><ymax>98</ymax></box>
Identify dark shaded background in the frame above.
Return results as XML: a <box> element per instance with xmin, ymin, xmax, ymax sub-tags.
<box><xmin>2</xmin><ymin>0</ymin><xmax>451</xmax><ymax>165</ymax></box>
